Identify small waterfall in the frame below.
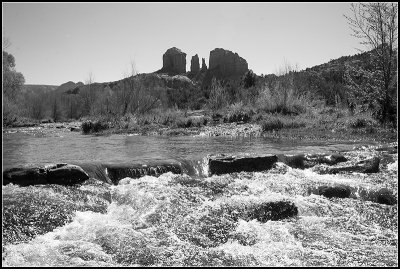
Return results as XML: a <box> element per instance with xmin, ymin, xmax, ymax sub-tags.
<box><xmin>179</xmin><ymin>157</ymin><xmax>210</xmax><ymax>177</ymax></box>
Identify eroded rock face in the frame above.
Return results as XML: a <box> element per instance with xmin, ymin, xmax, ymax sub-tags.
<box><xmin>3</xmin><ymin>164</ymin><xmax>89</xmax><ymax>186</ymax></box>
<box><xmin>190</xmin><ymin>54</ymin><xmax>200</xmax><ymax>73</ymax></box>
<box><xmin>208</xmin><ymin>48</ymin><xmax>248</xmax><ymax>78</ymax></box>
<box><xmin>201</xmin><ymin>58</ymin><xmax>207</xmax><ymax>70</ymax></box>
<box><xmin>162</xmin><ymin>47</ymin><xmax>186</xmax><ymax>74</ymax></box>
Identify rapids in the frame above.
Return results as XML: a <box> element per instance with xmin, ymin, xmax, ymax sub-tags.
<box><xmin>2</xmin><ymin>128</ymin><xmax>398</xmax><ymax>266</ymax></box>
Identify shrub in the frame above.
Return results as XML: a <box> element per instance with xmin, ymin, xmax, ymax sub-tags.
<box><xmin>207</xmin><ymin>78</ymin><xmax>228</xmax><ymax>111</ymax></box>
<box><xmin>347</xmin><ymin>115</ymin><xmax>376</xmax><ymax>129</ymax></box>
<box><xmin>81</xmin><ymin>121</ymin><xmax>92</xmax><ymax>134</ymax></box>
<box><xmin>260</xmin><ymin>114</ymin><xmax>306</xmax><ymax>132</ymax></box>
<box><xmin>255</xmin><ymin>86</ymin><xmax>318</xmax><ymax>115</ymax></box>
<box><xmin>3</xmin><ymin>96</ymin><xmax>19</xmax><ymax>127</ymax></box>
<box><xmin>225</xmin><ymin>102</ymin><xmax>254</xmax><ymax>123</ymax></box>
<box><xmin>261</xmin><ymin>118</ymin><xmax>284</xmax><ymax>131</ymax></box>
<box><xmin>81</xmin><ymin>118</ymin><xmax>111</xmax><ymax>134</ymax></box>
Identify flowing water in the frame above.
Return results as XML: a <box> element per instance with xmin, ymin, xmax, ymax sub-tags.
<box><xmin>2</xmin><ymin>127</ymin><xmax>398</xmax><ymax>266</ymax></box>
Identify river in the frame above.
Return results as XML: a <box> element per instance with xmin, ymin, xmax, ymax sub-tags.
<box><xmin>2</xmin><ymin>127</ymin><xmax>398</xmax><ymax>266</ymax></box>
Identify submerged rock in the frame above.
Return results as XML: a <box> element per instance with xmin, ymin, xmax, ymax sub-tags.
<box><xmin>316</xmin><ymin>185</ymin><xmax>352</xmax><ymax>199</ymax></box>
<box><xmin>375</xmin><ymin>145</ymin><xmax>397</xmax><ymax>154</ymax></box>
<box><xmin>208</xmin><ymin>154</ymin><xmax>278</xmax><ymax>175</ymax></box>
<box><xmin>232</xmin><ymin>201</ymin><xmax>299</xmax><ymax>222</ymax></box>
<box><xmin>314</xmin><ymin>156</ymin><xmax>380</xmax><ymax>174</ymax></box>
<box><xmin>277</xmin><ymin>153</ymin><xmax>347</xmax><ymax>169</ymax></box>
<box><xmin>376</xmin><ymin>188</ymin><xmax>397</xmax><ymax>205</ymax></box>
<box><xmin>3</xmin><ymin>164</ymin><xmax>89</xmax><ymax>186</ymax></box>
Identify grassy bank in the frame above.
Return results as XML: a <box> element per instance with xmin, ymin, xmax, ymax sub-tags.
<box><xmin>77</xmin><ymin>106</ymin><xmax>397</xmax><ymax>143</ymax></box>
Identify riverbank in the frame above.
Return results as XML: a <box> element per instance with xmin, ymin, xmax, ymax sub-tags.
<box><xmin>3</xmin><ymin>109</ymin><xmax>397</xmax><ymax>143</ymax></box>
<box><xmin>3</xmin><ymin>119</ymin><xmax>397</xmax><ymax>144</ymax></box>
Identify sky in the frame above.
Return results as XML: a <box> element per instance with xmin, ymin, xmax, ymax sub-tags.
<box><xmin>3</xmin><ymin>2</ymin><xmax>362</xmax><ymax>85</ymax></box>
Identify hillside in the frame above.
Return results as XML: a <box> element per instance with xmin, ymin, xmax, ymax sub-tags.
<box><xmin>258</xmin><ymin>49</ymin><xmax>381</xmax><ymax>106</ymax></box>
<box><xmin>22</xmin><ymin>85</ymin><xmax>58</xmax><ymax>94</ymax></box>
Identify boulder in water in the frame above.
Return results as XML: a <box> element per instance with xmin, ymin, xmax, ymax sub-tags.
<box><xmin>3</xmin><ymin>164</ymin><xmax>89</xmax><ymax>186</ymax></box>
<box><xmin>314</xmin><ymin>157</ymin><xmax>380</xmax><ymax>174</ymax></box>
<box><xmin>208</xmin><ymin>154</ymin><xmax>278</xmax><ymax>175</ymax></box>
<box><xmin>375</xmin><ymin>145</ymin><xmax>397</xmax><ymax>154</ymax></box>
<box><xmin>240</xmin><ymin>201</ymin><xmax>298</xmax><ymax>222</ymax></box>
<box><xmin>277</xmin><ymin>153</ymin><xmax>347</xmax><ymax>169</ymax></box>
<box><xmin>376</xmin><ymin>188</ymin><xmax>397</xmax><ymax>205</ymax></box>
<box><xmin>317</xmin><ymin>185</ymin><xmax>351</xmax><ymax>199</ymax></box>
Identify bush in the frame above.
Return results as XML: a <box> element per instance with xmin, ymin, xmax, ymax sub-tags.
<box><xmin>225</xmin><ymin>102</ymin><xmax>254</xmax><ymax>123</ymax></box>
<box><xmin>260</xmin><ymin>114</ymin><xmax>306</xmax><ymax>132</ymax></box>
<box><xmin>207</xmin><ymin>78</ymin><xmax>228</xmax><ymax>111</ymax></box>
<box><xmin>347</xmin><ymin>115</ymin><xmax>377</xmax><ymax>129</ymax></box>
<box><xmin>261</xmin><ymin>118</ymin><xmax>284</xmax><ymax>131</ymax></box>
<box><xmin>81</xmin><ymin>121</ymin><xmax>92</xmax><ymax>134</ymax></box>
<box><xmin>81</xmin><ymin>118</ymin><xmax>111</xmax><ymax>134</ymax></box>
<box><xmin>3</xmin><ymin>96</ymin><xmax>19</xmax><ymax>127</ymax></box>
<box><xmin>255</xmin><ymin>86</ymin><xmax>317</xmax><ymax>115</ymax></box>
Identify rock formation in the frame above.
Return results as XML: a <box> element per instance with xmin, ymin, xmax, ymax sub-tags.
<box><xmin>161</xmin><ymin>47</ymin><xmax>186</xmax><ymax>74</ymax></box>
<box><xmin>201</xmin><ymin>58</ymin><xmax>207</xmax><ymax>71</ymax></box>
<box><xmin>190</xmin><ymin>54</ymin><xmax>200</xmax><ymax>73</ymax></box>
<box><xmin>208</xmin><ymin>48</ymin><xmax>248</xmax><ymax>78</ymax></box>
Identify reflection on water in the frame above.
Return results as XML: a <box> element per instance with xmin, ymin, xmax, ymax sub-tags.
<box><xmin>2</xmin><ymin>130</ymin><xmax>376</xmax><ymax>170</ymax></box>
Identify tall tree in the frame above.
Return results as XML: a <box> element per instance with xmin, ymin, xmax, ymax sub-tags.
<box><xmin>344</xmin><ymin>2</ymin><xmax>398</xmax><ymax>123</ymax></box>
<box><xmin>3</xmin><ymin>50</ymin><xmax>25</xmax><ymax>102</ymax></box>
<box><xmin>82</xmin><ymin>72</ymin><xmax>96</xmax><ymax>116</ymax></box>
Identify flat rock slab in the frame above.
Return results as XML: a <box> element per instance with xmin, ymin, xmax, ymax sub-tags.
<box><xmin>105</xmin><ymin>163</ymin><xmax>182</xmax><ymax>184</ymax></box>
<box><xmin>3</xmin><ymin>164</ymin><xmax>89</xmax><ymax>186</ymax></box>
<box><xmin>208</xmin><ymin>154</ymin><xmax>278</xmax><ymax>175</ymax></box>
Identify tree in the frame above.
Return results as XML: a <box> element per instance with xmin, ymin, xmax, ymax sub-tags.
<box><xmin>81</xmin><ymin>72</ymin><xmax>96</xmax><ymax>116</ymax></box>
<box><xmin>51</xmin><ymin>95</ymin><xmax>60</xmax><ymax>122</ymax></box>
<box><xmin>207</xmin><ymin>77</ymin><xmax>228</xmax><ymax>111</ymax></box>
<box><xmin>3</xmin><ymin>36</ymin><xmax>11</xmax><ymax>50</ymax></box>
<box><xmin>242</xmin><ymin>70</ymin><xmax>257</xmax><ymax>89</ymax></box>
<box><xmin>3</xmin><ymin>51</ymin><xmax>25</xmax><ymax>102</ymax></box>
<box><xmin>344</xmin><ymin>2</ymin><xmax>398</xmax><ymax>123</ymax></box>
<box><xmin>114</xmin><ymin>60</ymin><xmax>159</xmax><ymax>116</ymax></box>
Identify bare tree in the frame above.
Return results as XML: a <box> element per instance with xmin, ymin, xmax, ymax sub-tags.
<box><xmin>3</xmin><ymin>36</ymin><xmax>11</xmax><ymax>50</ymax></box>
<box><xmin>115</xmin><ymin>60</ymin><xmax>159</xmax><ymax>116</ymax></box>
<box><xmin>82</xmin><ymin>72</ymin><xmax>96</xmax><ymax>116</ymax></box>
<box><xmin>344</xmin><ymin>2</ymin><xmax>398</xmax><ymax>123</ymax></box>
